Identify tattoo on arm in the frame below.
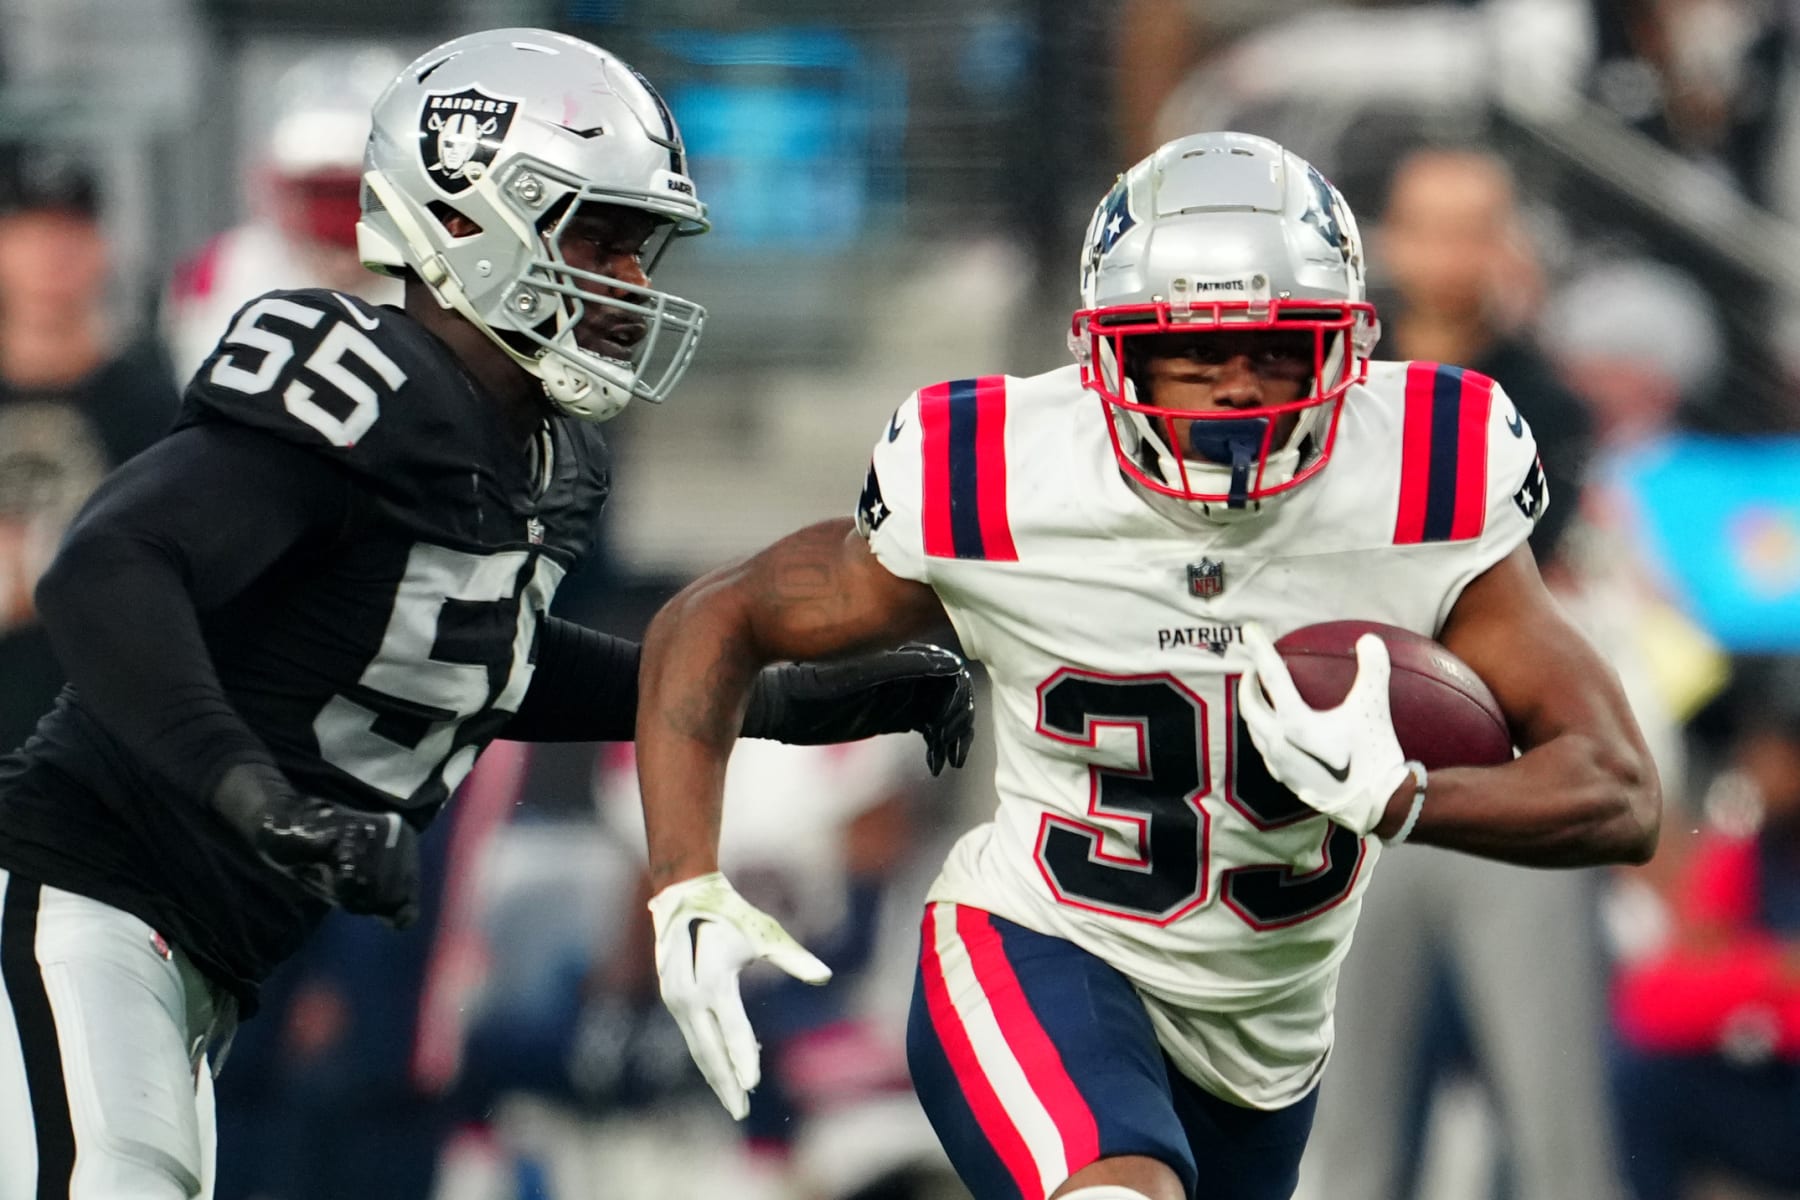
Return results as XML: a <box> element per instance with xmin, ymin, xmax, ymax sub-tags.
<box><xmin>649</xmin><ymin>519</ymin><xmax>916</xmax><ymax>752</ymax></box>
<box><xmin>757</xmin><ymin>523</ymin><xmax>861</xmax><ymax>645</ymax></box>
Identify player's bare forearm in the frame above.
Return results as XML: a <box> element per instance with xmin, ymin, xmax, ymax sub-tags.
<box><xmin>636</xmin><ymin>520</ymin><xmax>945</xmax><ymax>890</ymax></box>
<box><xmin>1380</xmin><ymin>546</ymin><xmax>1661</xmax><ymax>866</ymax></box>
<box><xmin>1374</xmin><ymin>731</ymin><xmax>1656</xmax><ymax>866</ymax></box>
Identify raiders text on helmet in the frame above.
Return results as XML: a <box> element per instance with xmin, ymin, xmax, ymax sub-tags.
<box><xmin>1071</xmin><ymin>132</ymin><xmax>1379</xmax><ymax>519</ymax></box>
<box><xmin>357</xmin><ymin>28</ymin><xmax>709</xmax><ymax>421</ymax></box>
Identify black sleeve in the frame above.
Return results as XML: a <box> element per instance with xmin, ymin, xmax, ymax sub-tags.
<box><xmin>499</xmin><ymin>624</ymin><xmax>931</xmax><ymax>744</ymax></box>
<box><xmin>498</xmin><ymin>618</ymin><xmax>642</xmax><ymax>742</ymax></box>
<box><xmin>737</xmin><ymin>658</ymin><xmax>946</xmax><ymax>743</ymax></box>
<box><xmin>33</xmin><ymin>423</ymin><xmax>353</xmax><ymax>805</ymax></box>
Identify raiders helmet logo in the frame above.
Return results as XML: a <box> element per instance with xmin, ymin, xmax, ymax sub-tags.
<box><xmin>420</xmin><ymin>87</ymin><xmax>520</xmax><ymax>195</ymax></box>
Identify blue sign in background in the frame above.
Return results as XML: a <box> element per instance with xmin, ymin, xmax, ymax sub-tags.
<box><xmin>655</xmin><ymin>27</ymin><xmax>905</xmax><ymax>251</ymax></box>
<box><xmin>1614</xmin><ymin>436</ymin><xmax>1800</xmax><ymax>651</ymax></box>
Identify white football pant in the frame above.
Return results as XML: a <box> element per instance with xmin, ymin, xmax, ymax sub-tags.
<box><xmin>0</xmin><ymin>869</ymin><xmax>222</xmax><ymax>1199</ymax></box>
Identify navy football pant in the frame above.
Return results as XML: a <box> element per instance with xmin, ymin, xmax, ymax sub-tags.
<box><xmin>907</xmin><ymin>901</ymin><xmax>1316</xmax><ymax>1200</ymax></box>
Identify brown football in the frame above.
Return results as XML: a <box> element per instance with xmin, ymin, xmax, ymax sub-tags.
<box><xmin>1273</xmin><ymin>621</ymin><xmax>1514</xmax><ymax>770</ymax></box>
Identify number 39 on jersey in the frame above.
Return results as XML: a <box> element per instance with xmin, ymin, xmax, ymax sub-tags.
<box><xmin>1035</xmin><ymin>669</ymin><xmax>1365</xmax><ymax>932</ymax></box>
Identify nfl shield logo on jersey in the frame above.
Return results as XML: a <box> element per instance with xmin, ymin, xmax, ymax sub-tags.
<box><xmin>421</xmin><ymin>87</ymin><xmax>520</xmax><ymax>194</ymax></box>
<box><xmin>1187</xmin><ymin>558</ymin><xmax>1226</xmax><ymax>598</ymax></box>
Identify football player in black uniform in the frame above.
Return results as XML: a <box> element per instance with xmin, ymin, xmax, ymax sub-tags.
<box><xmin>0</xmin><ymin>29</ymin><xmax>973</xmax><ymax>1197</ymax></box>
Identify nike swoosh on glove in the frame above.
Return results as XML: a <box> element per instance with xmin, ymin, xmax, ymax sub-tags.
<box><xmin>1236</xmin><ymin>623</ymin><xmax>1410</xmax><ymax>837</ymax></box>
<box><xmin>648</xmin><ymin>872</ymin><xmax>831</xmax><ymax>1120</ymax></box>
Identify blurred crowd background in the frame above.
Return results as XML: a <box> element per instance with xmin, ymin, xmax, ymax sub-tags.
<box><xmin>2</xmin><ymin>0</ymin><xmax>1799</xmax><ymax>1198</ymax></box>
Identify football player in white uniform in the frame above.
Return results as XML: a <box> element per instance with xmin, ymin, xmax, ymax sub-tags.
<box><xmin>633</xmin><ymin>132</ymin><xmax>1660</xmax><ymax>1200</ymax></box>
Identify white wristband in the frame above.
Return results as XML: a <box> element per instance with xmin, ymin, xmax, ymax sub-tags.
<box><xmin>1387</xmin><ymin>761</ymin><xmax>1427</xmax><ymax>845</ymax></box>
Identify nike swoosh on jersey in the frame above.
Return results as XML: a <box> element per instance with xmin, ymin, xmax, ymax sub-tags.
<box><xmin>1298</xmin><ymin>746</ymin><xmax>1352</xmax><ymax>783</ymax></box>
<box><xmin>1505</xmin><ymin>406</ymin><xmax>1524</xmax><ymax>438</ymax></box>
<box><xmin>887</xmin><ymin>409</ymin><xmax>907</xmax><ymax>442</ymax></box>
<box><xmin>333</xmin><ymin>292</ymin><xmax>381</xmax><ymax>332</ymax></box>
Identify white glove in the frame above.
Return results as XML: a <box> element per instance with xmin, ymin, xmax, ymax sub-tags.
<box><xmin>647</xmin><ymin>871</ymin><xmax>831</xmax><ymax>1119</ymax></box>
<box><xmin>1237</xmin><ymin>623</ymin><xmax>1411</xmax><ymax>837</ymax></box>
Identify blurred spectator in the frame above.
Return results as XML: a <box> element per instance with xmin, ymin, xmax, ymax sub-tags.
<box><xmin>1113</xmin><ymin>0</ymin><xmax>1506</xmax><ymax>155</ymax></box>
<box><xmin>1114</xmin><ymin>0</ymin><xmax>1202</xmax><ymax>164</ymax></box>
<box><xmin>213</xmin><ymin>762</ymin><xmax>470</xmax><ymax>1200</ymax></box>
<box><xmin>1609</xmin><ymin>680</ymin><xmax>1800</xmax><ymax>1200</ymax></box>
<box><xmin>441</xmin><ymin>736</ymin><xmax>955</xmax><ymax>1200</ymax></box>
<box><xmin>1300</xmin><ymin>146</ymin><xmax>1625</xmax><ymax>1200</ymax></box>
<box><xmin>0</xmin><ymin>143</ymin><xmax>177</xmax><ymax>753</ymax></box>
<box><xmin>1123</xmin><ymin>0</ymin><xmax>1594</xmax><ymax>199</ymax></box>
<box><xmin>1373</xmin><ymin>145</ymin><xmax>1595</xmax><ymax>560</ymax></box>
<box><xmin>160</xmin><ymin>46</ymin><xmax>402</xmax><ymax>385</ymax></box>
<box><xmin>1587</xmin><ymin>0</ymin><xmax>1792</xmax><ymax>205</ymax></box>
<box><xmin>1541</xmin><ymin>256</ymin><xmax>1727</xmax><ymax>453</ymax></box>
<box><xmin>214</xmin><ymin>912</ymin><xmax>451</xmax><ymax>1200</ymax></box>
<box><xmin>1540</xmin><ymin>256</ymin><xmax>1732</xmax><ymax>751</ymax></box>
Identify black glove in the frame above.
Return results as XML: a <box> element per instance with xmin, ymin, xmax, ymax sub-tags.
<box><xmin>209</xmin><ymin>764</ymin><xmax>421</xmax><ymax>928</ymax></box>
<box><xmin>742</xmin><ymin>642</ymin><xmax>976</xmax><ymax>775</ymax></box>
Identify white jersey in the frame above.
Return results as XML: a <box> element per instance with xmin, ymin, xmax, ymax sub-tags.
<box><xmin>858</xmin><ymin>361</ymin><xmax>1543</xmax><ymax>1109</ymax></box>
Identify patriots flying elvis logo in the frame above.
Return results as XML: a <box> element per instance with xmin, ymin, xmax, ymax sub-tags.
<box><xmin>1300</xmin><ymin>165</ymin><xmax>1351</xmax><ymax>262</ymax></box>
<box><xmin>1096</xmin><ymin>181</ymin><xmax>1137</xmax><ymax>256</ymax></box>
<box><xmin>1083</xmin><ymin>179</ymin><xmax>1138</xmax><ymax>294</ymax></box>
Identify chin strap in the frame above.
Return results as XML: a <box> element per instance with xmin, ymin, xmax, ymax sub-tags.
<box><xmin>1188</xmin><ymin>416</ymin><xmax>1268</xmax><ymax>510</ymax></box>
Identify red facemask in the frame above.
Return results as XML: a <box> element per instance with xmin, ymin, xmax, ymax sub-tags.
<box><xmin>1072</xmin><ymin>297</ymin><xmax>1377</xmax><ymax>509</ymax></box>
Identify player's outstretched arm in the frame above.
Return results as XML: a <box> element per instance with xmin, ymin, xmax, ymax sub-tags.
<box><xmin>1390</xmin><ymin>544</ymin><xmax>1661</xmax><ymax>866</ymax></box>
<box><xmin>738</xmin><ymin>644</ymin><xmax>974</xmax><ymax>775</ymax></box>
<box><xmin>501</xmin><ymin>618</ymin><xmax>972</xmax><ymax>773</ymax></box>
<box><xmin>637</xmin><ymin>517</ymin><xmax>948</xmax><ymax>888</ymax></box>
<box><xmin>636</xmin><ymin>518</ymin><xmax>947</xmax><ymax>1118</ymax></box>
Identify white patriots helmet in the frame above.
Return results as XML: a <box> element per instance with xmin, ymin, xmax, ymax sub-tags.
<box><xmin>1071</xmin><ymin>131</ymin><xmax>1379</xmax><ymax>519</ymax></box>
<box><xmin>358</xmin><ymin>28</ymin><xmax>709</xmax><ymax>421</ymax></box>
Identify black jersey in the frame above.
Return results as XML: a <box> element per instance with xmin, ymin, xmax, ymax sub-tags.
<box><xmin>0</xmin><ymin>289</ymin><xmax>611</xmax><ymax>1005</ymax></box>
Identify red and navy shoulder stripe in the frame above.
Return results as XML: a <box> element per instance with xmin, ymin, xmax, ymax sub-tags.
<box><xmin>919</xmin><ymin>376</ymin><xmax>1017</xmax><ymax>561</ymax></box>
<box><xmin>1393</xmin><ymin>362</ymin><xmax>1494</xmax><ymax>545</ymax></box>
